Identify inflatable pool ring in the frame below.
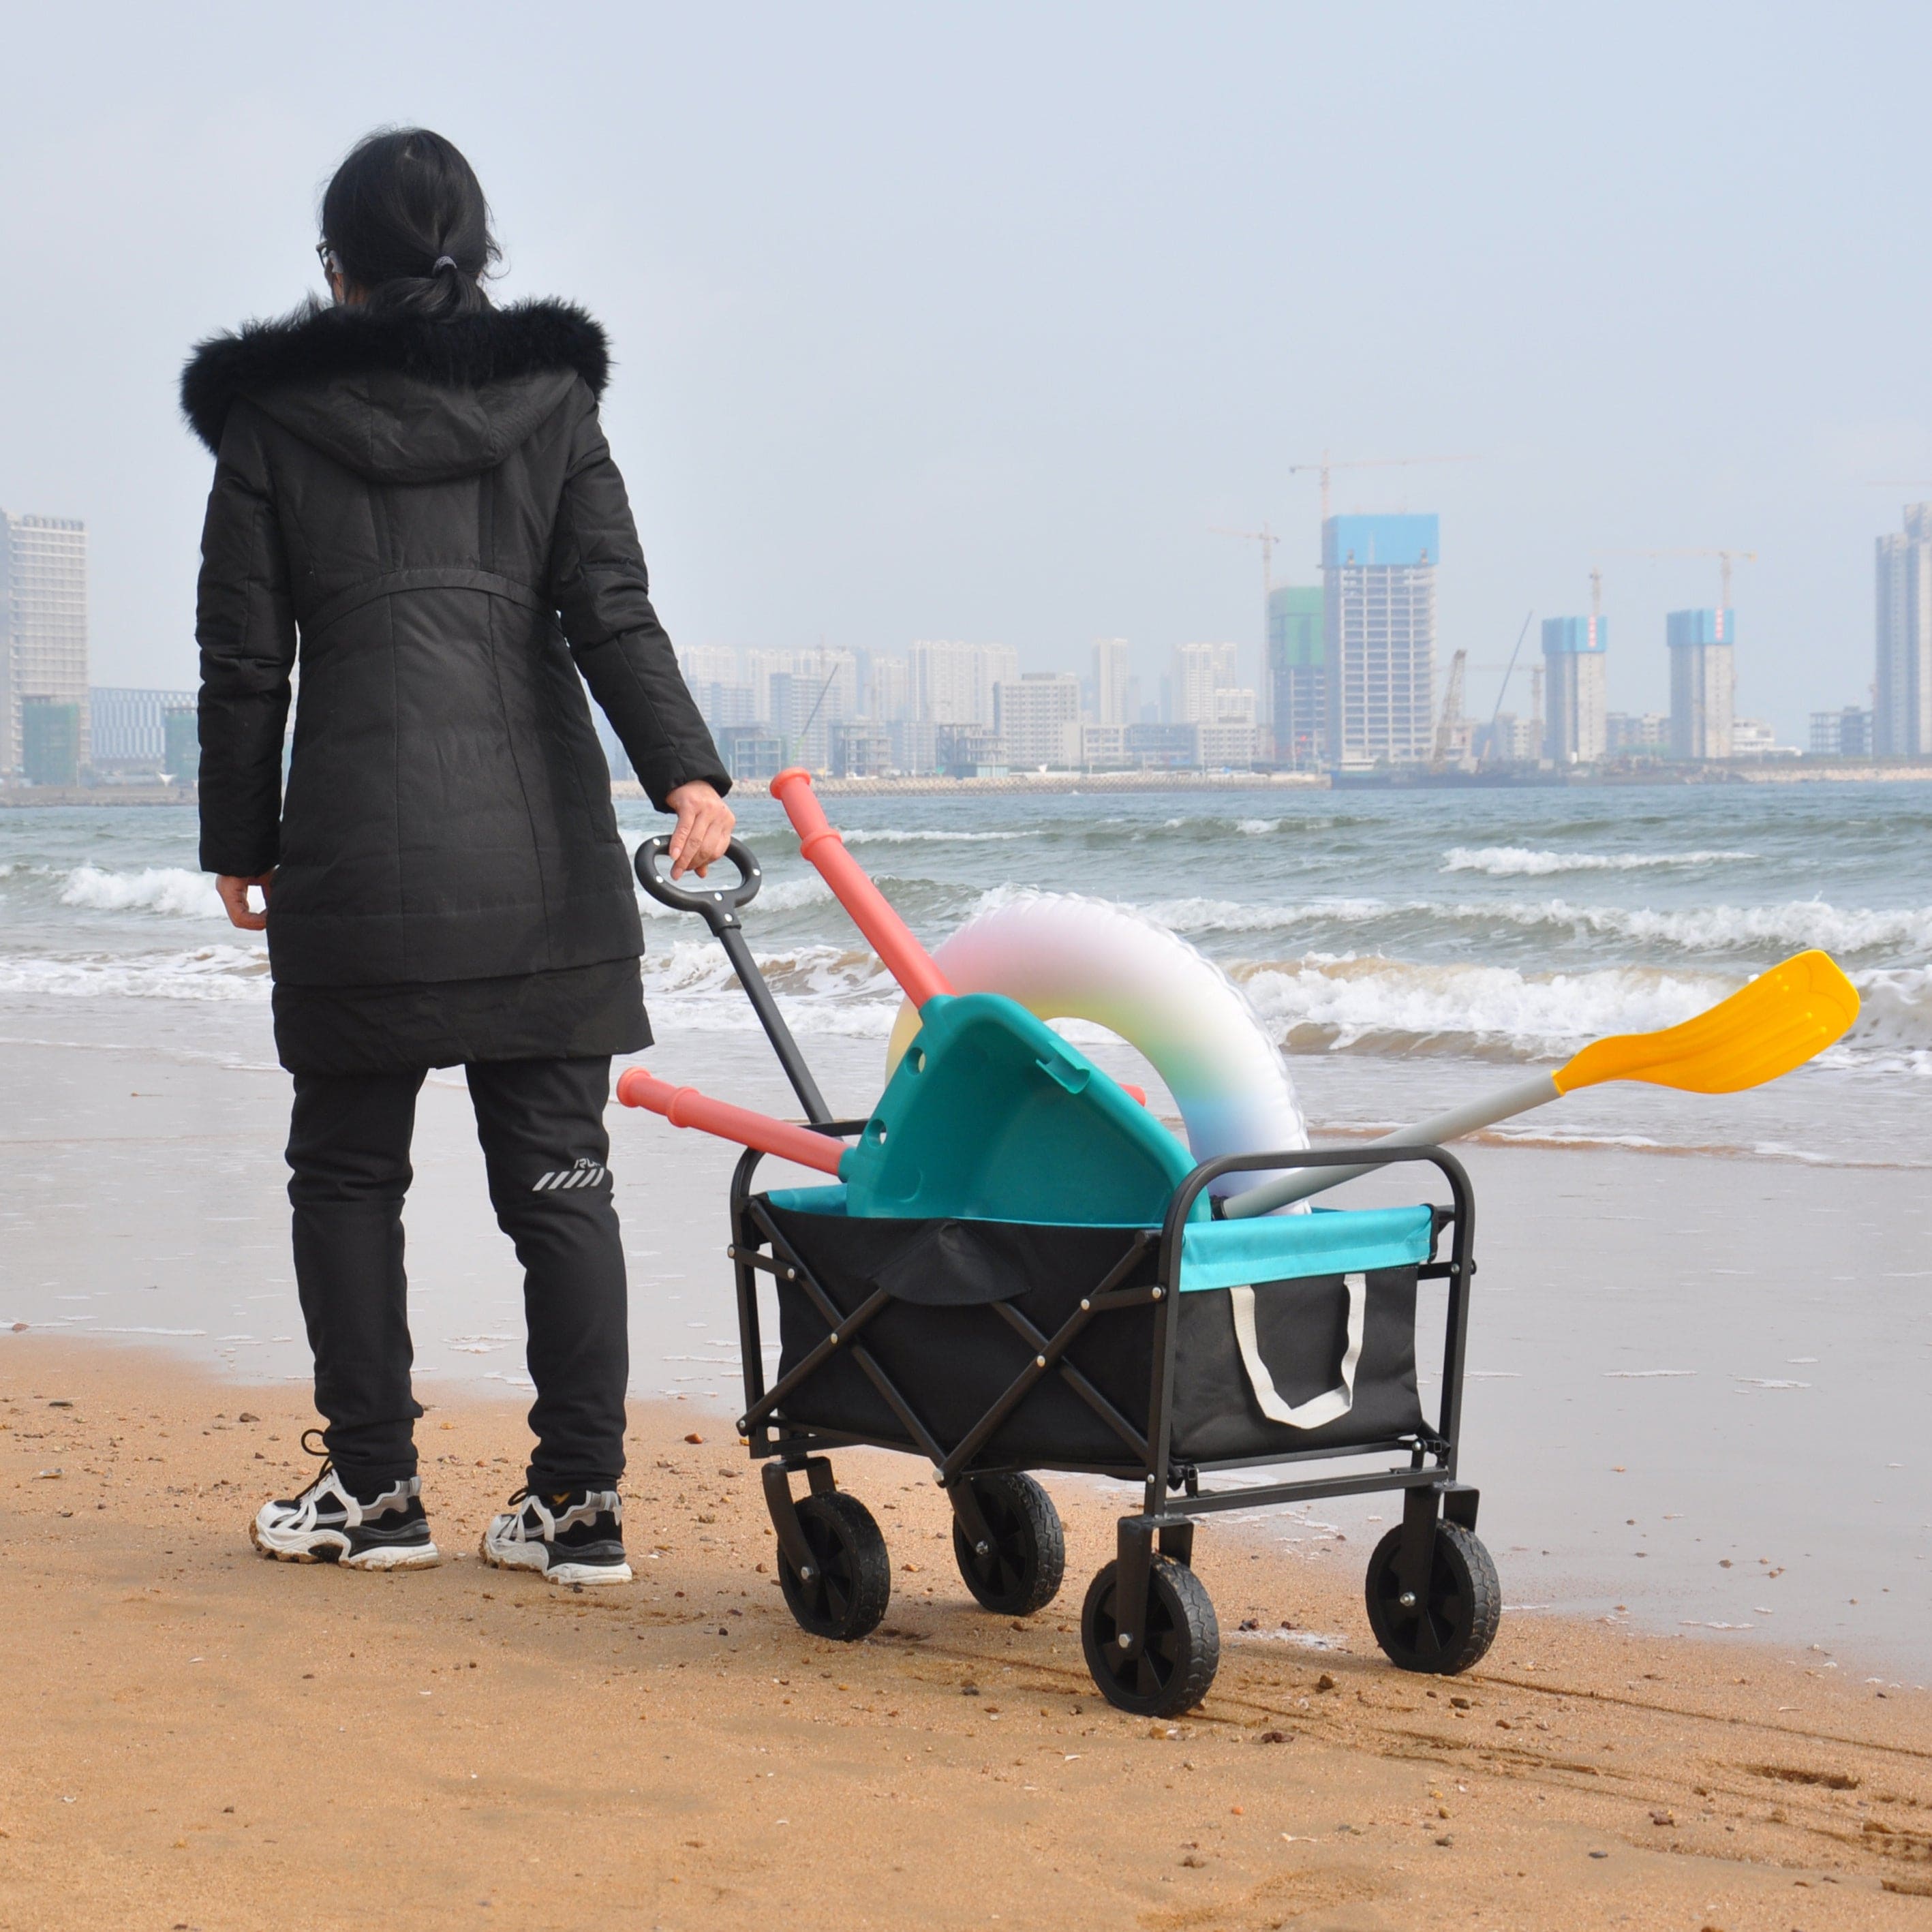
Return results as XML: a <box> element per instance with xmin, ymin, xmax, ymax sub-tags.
<box><xmin>885</xmin><ymin>891</ymin><xmax>1306</xmax><ymax>1200</ymax></box>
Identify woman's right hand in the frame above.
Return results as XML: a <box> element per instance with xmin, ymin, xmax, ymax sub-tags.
<box><xmin>216</xmin><ymin>871</ymin><xmax>275</xmax><ymax>931</ymax></box>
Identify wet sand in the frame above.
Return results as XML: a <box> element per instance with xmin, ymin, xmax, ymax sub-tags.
<box><xmin>1</xmin><ymin>1337</ymin><xmax>1929</xmax><ymax>1931</ymax></box>
<box><xmin>5</xmin><ymin>1025</ymin><xmax>1928</xmax><ymax>1676</ymax></box>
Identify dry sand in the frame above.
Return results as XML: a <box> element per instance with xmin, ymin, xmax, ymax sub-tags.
<box><xmin>2</xmin><ymin>1336</ymin><xmax>1928</xmax><ymax>1932</ymax></box>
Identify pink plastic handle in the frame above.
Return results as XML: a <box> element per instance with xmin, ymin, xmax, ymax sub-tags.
<box><xmin>770</xmin><ymin>768</ymin><xmax>953</xmax><ymax>1011</ymax></box>
<box><xmin>615</xmin><ymin>1066</ymin><xmax>845</xmax><ymax>1176</ymax></box>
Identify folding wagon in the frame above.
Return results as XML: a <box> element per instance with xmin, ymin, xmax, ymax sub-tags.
<box><xmin>622</xmin><ymin>791</ymin><xmax>1501</xmax><ymax>1718</ymax></box>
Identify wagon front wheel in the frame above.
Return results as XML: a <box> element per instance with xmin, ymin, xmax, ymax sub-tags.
<box><xmin>1363</xmin><ymin>1520</ymin><xmax>1500</xmax><ymax>1674</ymax></box>
<box><xmin>1080</xmin><ymin>1555</ymin><xmax>1218</xmax><ymax>1717</ymax></box>
<box><xmin>952</xmin><ymin>1473</ymin><xmax>1065</xmax><ymax>1616</ymax></box>
<box><xmin>778</xmin><ymin>1491</ymin><xmax>891</xmax><ymax>1642</ymax></box>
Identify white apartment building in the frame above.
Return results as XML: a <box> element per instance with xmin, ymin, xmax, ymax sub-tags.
<box><xmin>1092</xmin><ymin>637</ymin><xmax>1131</xmax><ymax>726</ymax></box>
<box><xmin>868</xmin><ymin>654</ymin><xmax>912</xmax><ymax>723</ymax></box>
<box><xmin>1321</xmin><ymin>516</ymin><xmax>1438</xmax><ymax>769</ymax></box>
<box><xmin>995</xmin><ymin>671</ymin><xmax>1082</xmax><ymax>769</ymax></box>
<box><xmin>1</xmin><ymin>512</ymin><xmax>89</xmax><ymax>776</ymax></box>
<box><xmin>908</xmin><ymin>641</ymin><xmax>1017</xmax><ymax>726</ymax></box>
<box><xmin>1171</xmin><ymin>642</ymin><xmax>1240</xmax><ymax>724</ymax></box>
<box><xmin>746</xmin><ymin>648</ymin><xmax>858</xmax><ymax>732</ymax></box>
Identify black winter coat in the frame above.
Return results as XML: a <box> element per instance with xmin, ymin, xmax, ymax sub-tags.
<box><xmin>181</xmin><ymin>299</ymin><xmax>728</xmax><ymax>1073</ymax></box>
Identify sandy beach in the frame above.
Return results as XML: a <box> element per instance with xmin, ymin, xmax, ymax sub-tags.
<box><xmin>2</xmin><ymin>1336</ymin><xmax>1929</xmax><ymax>1931</ymax></box>
<box><xmin>7</xmin><ymin>786</ymin><xmax>1932</xmax><ymax>1927</ymax></box>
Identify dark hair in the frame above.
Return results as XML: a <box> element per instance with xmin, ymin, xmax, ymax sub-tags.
<box><xmin>320</xmin><ymin>127</ymin><xmax>500</xmax><ymax>319</ymax></box>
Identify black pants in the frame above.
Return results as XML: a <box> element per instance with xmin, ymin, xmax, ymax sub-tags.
<box><xmin>286</xmin><ymin>1057</ymin><xmax>628</xmax><ymax>1494</ymax></box>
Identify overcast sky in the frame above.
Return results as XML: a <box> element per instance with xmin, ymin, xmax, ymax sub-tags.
<box><xmin>3</xmin><ymin>3</ymin><xmax>1928</xmax><ymax>738</ymax></box>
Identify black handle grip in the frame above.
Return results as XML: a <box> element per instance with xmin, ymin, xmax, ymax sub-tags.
<box><xmin>633</xmin><ymin>836</ymin><xmax>763</xmax><ymax>931</ymax></box>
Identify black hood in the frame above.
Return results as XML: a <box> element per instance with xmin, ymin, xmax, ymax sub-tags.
<box><xmin>180</xmin><ymin>299</ymin><xmax>611</xmax><ymax>483</ymax></box>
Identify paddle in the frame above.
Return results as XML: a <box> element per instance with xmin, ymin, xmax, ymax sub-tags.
<box><xmin>1218</xmin><ymin>949</ymin><xmax>1860</xmax><ymax>1219</ymax></box>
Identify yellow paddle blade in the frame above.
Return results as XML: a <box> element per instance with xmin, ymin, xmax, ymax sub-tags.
<box><xmin>1553</xmin><ymin>949</ymin><xmax>1859</xmax><ymax>1097</ymax></box>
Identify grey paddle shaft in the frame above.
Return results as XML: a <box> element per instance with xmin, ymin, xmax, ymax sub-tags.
<box><xmin>1218</xmin><ymin>1071</ymin><xmax>1561</xmax><ymax>1219</ymax></box>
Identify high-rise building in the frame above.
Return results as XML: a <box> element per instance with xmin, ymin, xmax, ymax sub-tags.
<box><xmin>1322</xmin><ymin>515</ymin><xmax>1437</xmax><ymax>768</ymax></box>
<box><xmin>1</xmin><ymin>512</ymin><xmax>89</xmax><ymax>777</ymax></box>
<box><xmin>1170</xmin><ymin>642</ymin><xmax>1239</xmax><ymax>724</ymax></box>
<box><xmin>162</xmin><ymin>704</ymin><xmax>199</xmax><ymax>784</ymax></box>
<box><xmin>744</xmin><ymin>648</ymin><xmax>857</xmax><ymax>732</ymax></box>
<box><xmin>1875</xmin><ymin>504</ymin><xmax>1932</xmax><ymax>756</ymax></box>
<box><xmin>908</xmin><ymin>641</ymin><xmax>1017</xmax><ymax>726</ymax></box>
<box><xmin>1092</xmin><ymin>638</ymin><xmax>1131</xmax><ymax>726</ymax></box>
<box><xmin>995</xmin><ymin>672</ymin><xmax>1082</xmax><ymax>769</ymax></box>
<box><xmin>769</xmin><ymin>668</ymin><xmax>848</xmax><ymax>772</ymax></box>
<box><xmin>1540</xmin><ymin>615</ymin><xmax>1608</xmax><ymax>765</ymax></box>
<box><xmin>1666</xmin><ymin>609</ymin><xmax>1735</xmax><ymax>761</ymax></box>
<box><xmin>1267</xmin><ymin>585</ymin><xmax>1323</xmax><ymax>767</ymax></box>
<box><xmin>677</xmin><ymin>644</ymin><xmax>741</xmax><ymax>688</ymax></box>
<box><xmin>868</xmin><ymin>654</ymin><xmax>913</xmax><ymax>723</ymax></box>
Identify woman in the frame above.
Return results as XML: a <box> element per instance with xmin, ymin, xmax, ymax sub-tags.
<box><xmin>183</xmin><ymin>127</ymin><xmax>734</xmax><ymax>1584</ymax></box>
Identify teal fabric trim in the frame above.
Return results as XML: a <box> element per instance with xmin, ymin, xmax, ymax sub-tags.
<box><xmin>765</xmin><ymin>1184</ymin><xmax>850</xmax><ymax>1216</ymax></box>
<box><xmin>1178</xmin><ymin>1205</ymin><xmax>1434</xmax><ymax>1291</ymax></box>
<box><xmin>760</xmin><ymin>1187</ymin><xmax>1435</xmax><ymax>1290</ymax></box>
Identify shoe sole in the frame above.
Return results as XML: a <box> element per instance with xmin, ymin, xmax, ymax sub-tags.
<box><xmin>251</xmin><ymin>1517</ymin><xmax>442</xmax><ymax>1571</ymax></box>
<box><xmin>480</xmin><ymin>1534</ymin><xmax>632</xmax><ymax>1586</ymax></box>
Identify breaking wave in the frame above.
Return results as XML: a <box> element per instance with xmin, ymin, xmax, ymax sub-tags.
<box><xmin>1141</xmin><ymin>891</ymin><xmax>1932</xmax><ymax>960</ymax></box>
<box><xmin>59</xmin><ymin>866</ymin><xmax>224</xmax><ymax>919</ymax></box>
<box><xmin>1441</xmin><ymin>846</ymin><xmax>1755</xmax><ymax>877</ymax></box>
<box><xmin>840</xmin><ymin>827</ymin><xmax>1025</xmax><ymax>845</ymax></box>
<box><xmin>0</xmin><ymin>945</ymin><xmax>269</xmax><ymax>1001</ymax></box>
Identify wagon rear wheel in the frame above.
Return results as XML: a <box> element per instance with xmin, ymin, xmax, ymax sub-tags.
<box><xmin>952</xmin><ymin>1473</ymin><xmax>1065</xmax><ymax>1616</ymax></box>
<box><xmin>778</xmin><ymin>1491</ymin><xmax>891</xmax><ymax>1642</ymax></box>
<box><xmin>1080</xmin><ymin>1555</ymin><xmax>1218</xmax><ymax>1717</ymax></box>
<box><xmin>1364</xmin><ymin>1520</ymin><xmax>1500</xmax><ymax>1674</ymax></box>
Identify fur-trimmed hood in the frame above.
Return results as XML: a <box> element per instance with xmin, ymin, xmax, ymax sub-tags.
<box><xmin>180</xmin><ymin>298</ymin><xmax>611</xmax><ymax>482</ymax></box>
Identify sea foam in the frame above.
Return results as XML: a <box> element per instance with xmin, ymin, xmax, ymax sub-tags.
<box><xmin>59</xmin><ymin>865</ymin><xmax>223</xmax><ymax>919</ymax></box>
<box><xmin>1442</xmin><ymin>845</ymin><xmax>1755</xmax><ymax>876</ymax></box>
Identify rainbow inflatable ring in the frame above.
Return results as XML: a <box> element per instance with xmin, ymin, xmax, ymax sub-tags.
<box><xmin>885</xmin><ymin>891</ymin><xmax>1306</xmax><ymax>1199</ymax></box>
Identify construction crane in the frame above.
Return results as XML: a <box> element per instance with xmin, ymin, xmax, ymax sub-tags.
<box><xmin>1432</xmin><ymin>648</ymin><xmax>1471</xmax><ymax>765</ymax></box>
<box><xmin>1610</xmin><ymin>549</ymin><xmax>1756</xmax><ymax>637</ymax></box>
<box><xmin>1286</xmin><ymin>450</ymin><xmax>1477</xmax><ymax>525</ymax></box>
<box><xmin>1482</xmin><ymin>612</ymin><xmax>1537</xmax><ymax>764</ymax></box>
<box><xmin>1210</xmin><ymin>523</ymin><xmax>1282</xmax><ymax>604</ymax></box>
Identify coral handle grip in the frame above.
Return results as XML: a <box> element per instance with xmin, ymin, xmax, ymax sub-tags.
<box><xmin>614</xmin><ymin>1066</ymin><xmax>845</xmax><ymax>1176</ymax></box>
<box><xmin>770</xmin><ymin>767</ymin><xmax>953</xmax><ymax>1010</ymax></box>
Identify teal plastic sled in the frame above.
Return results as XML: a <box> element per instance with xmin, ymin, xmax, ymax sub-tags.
<box><xmin>839</xmin><ymin>992</ymin><xmax>1202</xmax><ymax>1225</ymax></box>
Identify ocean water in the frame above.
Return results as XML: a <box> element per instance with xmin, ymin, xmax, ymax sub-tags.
<box><xmin>5</xmin><ymin>781</ymin><xmax>1929</xmax><ymax>1161</ymax></box>
<box><xmin>4</xmin><ymin>783</ymin><xmax>1929</xmax><ymax>1672</ymax></box>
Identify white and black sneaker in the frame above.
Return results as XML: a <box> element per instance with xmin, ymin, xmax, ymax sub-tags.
<box><xmin>251</xmin><ymin>1435</ymin><xmax>440</xmax><ymax>1570</ymax></box>
<box><xmin>481</xmin><ymin>1487</ymin><xmax>631</xmax><ymax>1585</ymax></box>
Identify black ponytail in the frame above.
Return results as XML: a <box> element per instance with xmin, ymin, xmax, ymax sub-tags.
<box><xmin>320</xmin><ymin>127</ymin><xmax>500</xmax><ymax>320</ymax></box>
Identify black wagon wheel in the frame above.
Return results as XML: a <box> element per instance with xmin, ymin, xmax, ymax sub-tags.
<box><xmin>951</xmin><ymin>1473</ymin><xmax>1066</xmax><ymax>1617</ymax></box>
<box><xmin>1080</xmin><ymin>1555</ymin><xmax>1219</xmax><ymax>1717</ymax></box>
<box><xmin>1363</xmin><ymin>1520</ymin><xmax>1501</xmax><ymax>1674</ymax></box>
<box><xmin>778</xmin><ymin>1491</ymin><xmax>891</xmax><ymax>1643</ymax></box>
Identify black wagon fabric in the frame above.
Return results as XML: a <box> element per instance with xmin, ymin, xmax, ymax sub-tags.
<box><xmin>764</xmin><ymin>1206</ymin><xmax>1159</xmax><ymax>1469</ymax></box>
<box><xmin>182</xmin><ymin>299</ymin><xmax>729</xmax><ymax>1027</ymax></box>
<box><xmin>1168</xmin><ymin>1268</ymin><xmax>1424</xmax><ymax>1461</ymax></box>
<box><xmin>759</xmin><ymin>1204</ymin><xmax>1426</xmax><ymax>1470</ymax></box>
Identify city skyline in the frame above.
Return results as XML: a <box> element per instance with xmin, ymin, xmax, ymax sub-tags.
<box><xmin>3</xmin><ymin>11</ymin><xmax>1929</xmax><ymax>749</ymax></box>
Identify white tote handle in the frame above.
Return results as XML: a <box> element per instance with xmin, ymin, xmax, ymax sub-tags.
<box><xmin>1228</xmin><ymin>1272</ymin><xmax>1366</xmax><ymax>1430</ymax></box>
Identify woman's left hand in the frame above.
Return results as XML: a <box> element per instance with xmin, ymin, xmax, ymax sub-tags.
<box><xmin>663</xmin><ymin>781</ymin><xmax>735</xmax><ymax>879</ymax></box>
